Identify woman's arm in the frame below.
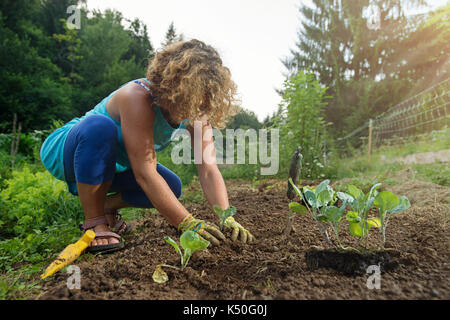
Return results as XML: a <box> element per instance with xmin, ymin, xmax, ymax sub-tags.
<box><xmin>117</xmin><ymin>86</ymin><xmax>189</xmax><ymax>227</ymax></box>
<box><xmin>187</xmin><ymin>117</ymin><xmax>255</xmax><ymax>243</ymax></box>
<box><xmin>187</xmin><ymin>117</ymin><xmax>229</xmax><ymax>210</ymax></box>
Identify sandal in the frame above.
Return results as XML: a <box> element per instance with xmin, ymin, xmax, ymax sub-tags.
<box><xmin>104</xmin><ymin>209</ymin><xmax>134</xmax><ymax>235</ymax></box>
<box><xmin>81</xmin><ymin>217</ymin><xmax>125</xmax><ymax>254</ymax></box>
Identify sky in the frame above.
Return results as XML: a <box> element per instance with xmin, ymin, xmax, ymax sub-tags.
<box><xmin>85</xmin><ymin>0</ymin><xmax>447</xmax><ymax>122</ymax></box>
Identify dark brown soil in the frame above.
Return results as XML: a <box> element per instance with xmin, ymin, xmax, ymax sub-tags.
<box><xmin>36</xmin><ymin>178</ymin><xmax>450</xmax><ymax>300</ymax></box>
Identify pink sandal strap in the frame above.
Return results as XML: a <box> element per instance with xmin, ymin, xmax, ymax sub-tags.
<box><xmin>81</xmin><ymin>217</ymin><xmax>109</xmax><ymax>230</ymax></box>
<box><xmin>104</xmin><ymin>209</ymin><xmax>127</xmax><ymax>232</ymax></box>
<box><xmin>93</xmin><ymin>231</ymin><xmax>121</xmax><ymax>240</ymax></box>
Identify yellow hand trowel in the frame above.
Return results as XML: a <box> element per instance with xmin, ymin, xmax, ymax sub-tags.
<box><xmin>41</xmin><ymin>230</ymin><xmax>95</xmax><ymax>279</ymax></box>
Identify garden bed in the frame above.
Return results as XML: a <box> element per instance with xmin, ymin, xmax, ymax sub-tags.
<box><xmin>36</xmin><ymin>179</ymin><xmax>449</xmax><ymax>300</ymax></box>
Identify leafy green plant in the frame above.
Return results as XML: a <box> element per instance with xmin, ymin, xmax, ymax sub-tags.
<box><xmin>213</xmin><ymin>205</ymin><xmax>237</xmax><ymax>231</ymax></box>
<box><xmin>0</xmin><ymin>167</ymin><xmax>82</xmax><ymax>237</ymax></box>
<box><xmin>0</xmin><ymin>167</ymin><xmax>83</xmax><ymax>271</ymax></box>
<box><xmin>164</xmin><ymin>231</ymin><xmax>210</xmax><ymax>271</ymax></box>
<box><xmin>337</xmin><ymin>184</ymin><xmax>382</xmax><ymax>243</ymax></box>
<box><xmin>288</xmin><ymin>178</ymin><xmax>336</xmax><ymax>247</ymax></box>
<box><xmin>277</xmin><ymin>71</ymin><xmax>330</xmax><ymax>179</ymax></box>
<box><xmin>374</xmin><ymin>191</ymin><xmax>411</xmax><ymax>243</ymax></box>
<box><xmin>288</xmin><ymin>179</ymin><xmax>409</xmax><ymax>251</ymax></box>
<box><xmin>317</xmin><ymin>201</ymin><xmax>349</xmax><ymax>250</ymax></box>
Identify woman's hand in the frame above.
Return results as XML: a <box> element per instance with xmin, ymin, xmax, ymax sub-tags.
<box><xmin>178</xmin><ymin>214</ymin><xmax>226</xmax><ymax>246</ymax></box>
<box><xmin>223</xmin><ymin>216</ymin><xmax>255</xmax><ymax>244</ymax></box>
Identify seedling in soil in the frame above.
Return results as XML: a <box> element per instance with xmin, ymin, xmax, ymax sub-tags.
<box><xmin>374</xmin><ymin>191</ymin><xmax>410</xmax><ymax>243</ymax></box>
<box><xmin>288</xmin><ymin>178</ymin><xmax>336</xmax><ymax>247</ymax></box>
<box><xmin>164</xmin><ymin>231</ymin><xmax>210</xmax><ymax>271</ymax></box>
<box><xmin>337</xmin><ymin>184</ymin><xmax>382</xmax><ymax>244</ymax></box>
<box><xmin>317</xmin><ymin>201</ymin><xmax>349</xmax><ymax>250</ymax></box>
<box><xmin>213</xmin><ymin>205</ymin><xmax>237</xmax><ymax>231</ymax></box>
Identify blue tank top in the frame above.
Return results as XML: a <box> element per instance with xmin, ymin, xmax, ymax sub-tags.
<box><xmin>40</xmin><ymin>78</ymin><xmax>188</xmax><ymax>182</ymax></box>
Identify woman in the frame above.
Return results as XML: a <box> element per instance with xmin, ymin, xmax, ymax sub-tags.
<box><xmin>40</xmin><ymin>39</ymin><xmax>255</xmax><ymax>253</ymax></box>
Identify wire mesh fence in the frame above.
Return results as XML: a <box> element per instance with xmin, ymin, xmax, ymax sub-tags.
<box><xmin>337</xmin><ymin>77</ymin><xmax>450</xmax><ymax>151</ymax></box>
<box><xmin>372</xmin><ymin>78</ymin><xmax>450</xmax><ymax>146</ymax></box>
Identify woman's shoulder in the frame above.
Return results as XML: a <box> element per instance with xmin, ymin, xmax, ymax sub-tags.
<box><xmin>108</xmin><ymin>80</ymin><xmax>155</xmax><ymax>119</ymax></box>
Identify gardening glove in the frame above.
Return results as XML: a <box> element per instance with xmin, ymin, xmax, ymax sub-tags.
<box><xmin>178</xmin><ymin>214</ymin><xmax>225</xmax><ymax>246</ymax></box>
<box><xmin>223</xmin><ymin>216</ymin><xmax>256</xmax><ymax>244</ymax></box>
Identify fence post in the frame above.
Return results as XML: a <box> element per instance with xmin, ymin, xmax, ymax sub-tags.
<box><xmin>368</xmin><ymin>119</ymin><xmax>373</xmax><ymax>162</ymax></box>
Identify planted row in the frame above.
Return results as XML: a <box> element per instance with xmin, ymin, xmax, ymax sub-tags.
<box><xmin>288</xmin><ymin>179</ymin><xmax>410</xmax><ymax>250</ymax></box>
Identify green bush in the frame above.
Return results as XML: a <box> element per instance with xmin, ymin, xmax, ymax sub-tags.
<box><xmin>0</xmin><ymin>167</ymin><xmax>83</xmax><ymax>238</ymax></box>
<box><xmin>0</xmin><ymin>167</ymin><xmax>82</xmax><ymax>270</ymax></box>
<box><xmin>275</xmin><ymin>71</ymin><xmax>331</xmax><ymax>179</ymax></box>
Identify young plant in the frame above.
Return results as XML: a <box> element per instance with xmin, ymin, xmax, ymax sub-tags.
<box><xmin>374</xmin><ymin>191</ymin><xmax>410</xmax><ymax>243</ymax></box>
<box><xmin>337</xmin><ymin>184</ymin><xmax>382</xmax><ymax>243</ymax></box>
<box><xmin>284</xmin><ymin>200</ymin><xmax>308</xmax><ymax>236</ymax></box>
<box><xmin>164</xmin><ymin>230</ymin><xmax>210</xmax><ymax>271</ymax></box>
<box><xmin>288</xmin><ymin>178</ymin><xmax>336</xmax><ymax>247</ymax></box>
<box><xmin>317</xmin><ymin>200</ymin><xmax>349</xmax><ymax>250</ymax></box>
<box><xmin>213</xmin><ymin>205</ymin><xmax>237</xmax><ymax>231</ymax></box>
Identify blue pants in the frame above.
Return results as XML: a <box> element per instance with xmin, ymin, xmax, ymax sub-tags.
<box><xmin>63</xmin><ymin>115</ymin><xmax>182</xmax><ymax>208</ymax></box>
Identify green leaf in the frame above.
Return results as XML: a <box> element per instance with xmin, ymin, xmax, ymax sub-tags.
<box><xmin>223</xmin><ymin>206</ymin><xmax>237</xmax><ymax>217</ymax></box>
<box><xmin>304</xmin><ymin>190</ymin><xmax>318</xmax><ymax>209</ymax></box>
<box><xmin>289</xmin><ymin>202</ymin><xmax>308</xmax><ymax>214</ymax></box>
<box><xmin>349</xmin><ymin>222</ymin><xmax>362</xmax><ymax>237</ymax></box>
<box><xmin>389</xmin><ymin>196</ymin><xmax>411</xmax><ymax>214</ymax></box>
<box><xmin>164</xmin><ymin>236</ymin><xmax>181</xmax><ymax>256</ymax></box>
<box><xmin>367</xmin><ymin>217</ymin><xmax>381</xmax><ymax>229</ymax></box>
<box><xmin>368</xmin><ymin>183</ymin><xmax>382</xmax><ymax>199</ymax></box>
<box><xmin>315</xmin><ymin>179</ymin><xmax>330</xmax><ymax>196</ymax></box>
<box><xmin>288</xmin><ymin>178</ymin><xmax>303</xmax><ymax>200</ymax></box>
<box><xmin>337</xmin><ymin>192</ymin><xmax>354</xmax><ymax>203</ymax></box>
<box><xmin>212</xmin><ymin>205</ymin><xmax>223</xmax><ymax>215</ymax></box>
<box><xmin>317</xmin><ymin>186</ymin><xmax>334</xmax><ymax>206</ymax></box>
<box><xmin>374</xmin><ymin>191</ymin><xmax>400</xmax><ymax>214</ymax></box>
<box><xmin>348</xmin><ymin>185</ymin><xmax>364</xmax><ymax>200</ymax></box>
<box><xmin>180</xmin><ymin>230</ymin><xmax>210</xmax><ymax>252</ymax></box>
<box><xmin>323</xmin><ymin>206</ymin><xmax>343</xmax><ymax>223</ymax></box>
<box><xmin>346</xmin><ymin>211</ymin><xmax>360</xmax><ymax>223</ymax></box>
<box><xmin>214</xmin><ymin>206</ymin><xmax>237</xmax><ymax>229</ymax></box>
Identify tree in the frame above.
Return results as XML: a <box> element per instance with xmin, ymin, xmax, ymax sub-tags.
<box><xmin>283</xmin><ymin>0</ymin><xmax>429</xmax><ymax>135</ymax></box>
<box><xmin>226</xmin><ymin>108</ymin><xmax>262</xmax><ymax>130</ymax></box>
<box><xmin>162</xmin><ymin>22</ymin><xmax>184</xmax><ymax>47</ymax></box>
<box><xmin>73</xmin><ymin>9</ymin><xmax>154</xmax><ymax>115</ymax></box>
<box><xmin>0</xmin><ymin>4</ymin><xmax>73</xmax><ymax>131</ymax></box>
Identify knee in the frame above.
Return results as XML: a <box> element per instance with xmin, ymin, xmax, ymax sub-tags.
<box><xmin>79</xmin><ymin>115</ymin><xmax>117</xmax><ymax>144</ymax></box>
<box><xmin>171</xmin><ymin>175</ymin><xmax>183</xmax><ymax>199</ymax></box>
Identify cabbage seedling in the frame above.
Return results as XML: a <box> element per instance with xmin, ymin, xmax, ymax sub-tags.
<box><xmin>374</xmin><ymin>191</ymin><xmax>410</xmax><ymax>243</ymax></box>
<box><xmin>213</xmin><ymin>205</ymin><xmax>237</xmax><ymax>231</ymax></box>
<box><xmin>288</xmin><ymin>178</ymin><xmax>335</xmax><ymax>247</ymax></box>
<box><xmin>164</xmin><ymin>231</ymin><xmax>210</xmax><ymax>271</ymax></box>
<box><xmin>317</xmin><ymin>201</ymin><xmax>349</xmax><ymax>250</ymax></box>
<box><xmin>337</xmin><ymin>183</ymin><xmax>382</xmax><ymax>243</ymax></box>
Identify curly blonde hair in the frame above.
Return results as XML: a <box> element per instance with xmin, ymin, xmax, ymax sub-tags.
<box><xmin>146</xmin><ymin>39</ymin><xmax>239</xmax><ymax>129</ymax></box>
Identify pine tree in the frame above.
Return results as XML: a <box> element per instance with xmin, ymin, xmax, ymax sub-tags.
<box><xmin>162</xmin><ymin>22</ymin><xmax>183</xmax><ymax>47</ymax></box>
<box><xmin>282</xmin><ymin>0</ymin><xmax>429</xmax><ymax>134</ymax></box>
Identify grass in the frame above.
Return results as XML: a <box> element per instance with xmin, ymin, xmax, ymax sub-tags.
<box><xmin>329</xmin><ymin>127</ymin><xmax>449</xmax><ymax>189</ymax></box>
<box><xmin>0</xmin><ymin>266</ymin><xmax>43</xmax><ymax>300</ymax></box>
<box><xmin>375</xmin><ymin>126</ymin><xmax>449</xmax><ymax>158</ymax></box>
